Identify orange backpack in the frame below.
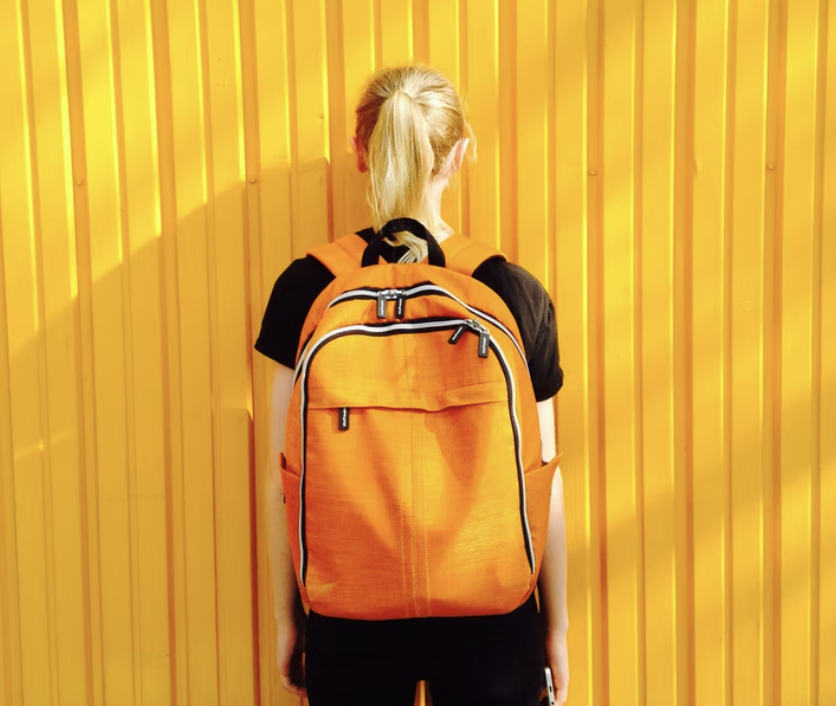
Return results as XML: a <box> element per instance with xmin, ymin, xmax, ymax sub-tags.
<box><xmin>280</xmin><ymin>220</ymin><xmax>559</xmax><ymax>620</ymax></box>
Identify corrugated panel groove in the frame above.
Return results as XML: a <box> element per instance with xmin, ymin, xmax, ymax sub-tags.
<box><xmin>1</xmin><ymin>2</ymin><xmax>834</xmax><ymax>706</ymax></box>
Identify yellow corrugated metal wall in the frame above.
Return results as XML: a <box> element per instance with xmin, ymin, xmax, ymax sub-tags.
<box><xmin>0</xmin><ymin>0</ymin><xmax>833</xmax><ymax>705</ymax></box>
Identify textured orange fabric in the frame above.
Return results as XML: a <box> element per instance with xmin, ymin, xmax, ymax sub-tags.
<box><xmin>439</xmin><ymin>233</ymin><xmax>507</xmax><ymax>276</ymax></box>
<box><xmin>281</xmin><ymin>237</ymin><xmax>556</xmax><ymax>620</ymax></box>
<box><xmin>307</xmin><ymin>234</ymin><xmax>369</xmax><ymax>277</ymax></box>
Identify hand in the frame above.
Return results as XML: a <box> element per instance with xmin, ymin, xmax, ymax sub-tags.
<box><xmin>545</xmin><ymin>630</ymin><xmax>569</xmax><ymax>705</ymax></box>
<box><xmin>276</xmin><ymin>613</ymin><xmax>307</xmax><ymax>698</ymax></box>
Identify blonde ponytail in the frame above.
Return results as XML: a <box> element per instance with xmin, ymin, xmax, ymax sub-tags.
<box><xmin>368</xmin><ymin>90</ymin><xmax>435</xmax><ymax>262</ymax></box>
<box><xmin>355</xmin><ymin>66</ymin><xmax>471</xmax><ymax>263</ymax></box>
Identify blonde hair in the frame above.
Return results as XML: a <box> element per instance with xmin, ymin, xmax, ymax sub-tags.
<box><xmin>355</xmin><ymin>65</ymin><xmax>472</xmax><ymax>262</ymax></box>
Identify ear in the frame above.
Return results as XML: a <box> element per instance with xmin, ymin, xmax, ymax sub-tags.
<box><xmin>350</xmin><ymin>136</ymin><xmax>368</xmax><ymax>173</ymax></box>
<box><xmin>445</xmin><ymin>137</ymin><xmax>469</xmax><ymax>178</ymax></box>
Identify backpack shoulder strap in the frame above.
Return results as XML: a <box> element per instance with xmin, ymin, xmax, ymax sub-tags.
<box><xmin>441</xmin><ymin>233</ymin><xmax>506</xmax><ymax>276</ymax></box>
<box><xmin>308</xmin><ymin>231</ymin><xmax>506</xmax><ymax>278</ymax></box>
<box><xmin>307</xmin><ymin>233</ymin><xmax>368</xmax><ymax>277</ymax></box>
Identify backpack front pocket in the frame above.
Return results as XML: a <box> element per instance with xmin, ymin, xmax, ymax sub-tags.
<box><xmin>296</xmin><ymin>321</ymin><xmax>537</xmax><ymax>619</ymax></box>
<box><xmin>302</xmin><ymin>401</ymin><xmax>533</xmax><ymax>619</ymax></box>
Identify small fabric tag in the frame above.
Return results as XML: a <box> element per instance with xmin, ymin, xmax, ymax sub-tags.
<box><xmin>339</xmin><ymin>407</ymin><xmax>350</xmax><ymax>431</ymax></box>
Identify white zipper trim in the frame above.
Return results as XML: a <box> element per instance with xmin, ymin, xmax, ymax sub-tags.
<box><xmin>489</xmin><ymin>335</ymin><xmax>536</xmax><ymax>573</ymax></box>
<box><xmin>295</xmin><ymin>318</ymin><xmax>536</xmax><ymax>586</ymax></box>
<box><xmin>294</xmin><ymin>284</ymin><xmax>527</xmax><ymax>386</ymax></box>
<box><xmin>294</xmin><ymin>338</ymin><xmax>313</xmax><ymax>385</ymax></box>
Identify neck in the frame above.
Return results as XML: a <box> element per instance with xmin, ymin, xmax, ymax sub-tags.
<box><xmin>427</xmin><ymin>178</ymin><xmax>453</xmax><ymax>242</ymax></box>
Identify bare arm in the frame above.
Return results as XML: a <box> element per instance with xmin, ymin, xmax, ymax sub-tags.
<box><xmin>536</xmin><ymin>396</ymin><xmax>570</xmax><ymax>702</ymax></box>
<box><xmin>266</xmin><ymin>362</ymin><xmax>308</xmax><ymax>696</ymax></box>
<box><xmin>265</xmin><ymin>362</ymin><xmax>302</xmax><ymax>622</ymax></box>
<box><xmin>536</xmin><ymin>396</ymin><xmax>568</xmax><ymax>635</ymax></box>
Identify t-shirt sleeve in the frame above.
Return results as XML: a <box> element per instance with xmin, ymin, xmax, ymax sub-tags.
<box><xmin>254</xmin><ymin>256</ymin><xmax>335</xmax><ymax>368</ymax></box>
<box><xmin>473</xmin><ymin>260</ymin><xmax>564</xmax><ymax>401</ymax></box>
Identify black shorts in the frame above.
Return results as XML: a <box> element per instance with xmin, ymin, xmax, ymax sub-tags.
<box><xmin>305</xmin><ymin>594</ymin><xmax>545</xmax><ymax>706</ymax></box>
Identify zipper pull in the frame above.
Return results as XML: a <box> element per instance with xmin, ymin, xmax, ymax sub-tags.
<box><xmin>338</xmin><ymin>407</ymin><xmax>350</xmax><ymax>431</ymax></box>
<box><xmin>376</xmin><ymin>289</ymin><xmax>404</xmax><ymax>318</ymax></box>
<box><xmin>449</xmin><ymin>319</ymin><xmax>491</xmax><ymax>358</ymax></box>
<box><xmin>448</xmin><ymin>325</ymin><xmax>467</xmax><ymax>345</ymax></box>
<box><xmin>467</xmin><ymin>319</ymin><xmax>491</xmax><ymax>358</ymax></box>
<box><xmin>395</xmin><ymin>292</ymin><xmax>406</xmax><ymax>319</ymax></box>
<box><xmin>376</xmin><ymin>290</ymin><xmax>390</xmax><ymax>318</ymax></box>
<box><xmin>476</xmin><ymin>327</ymin><xmax>490</xmax><ymax>358</ymax></box>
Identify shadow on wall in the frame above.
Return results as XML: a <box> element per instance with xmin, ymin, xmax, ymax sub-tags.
<box><xmin>5</xmin><ymin>140</ymin><xmax>827</xmax><ymax>705</ymax></box>
<box><xmin>0</xmin><ymin>129</ymin><xmax>454</xmax><ymax>702</ymax></box>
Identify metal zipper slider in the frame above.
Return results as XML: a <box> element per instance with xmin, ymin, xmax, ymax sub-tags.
<box><xmin>465</xmin><ymin>319</ymin><xmax>491</xmax><ymax>358</ymax></box>
<box><xmin>376</xmin><ymin>289</ymin><xmax>403</xmax><ymax>318</ymax></box>
<box><xmin>448</xmin><ymin>319</ymin><xmax>491</xmax><ymax>358</ymax></box>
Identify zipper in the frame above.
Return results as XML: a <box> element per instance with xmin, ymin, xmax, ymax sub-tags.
<box><xmin>448</xmin><ymin>319</ymin><xmax>491</xmax><ymax>358</ymax></box>
<box><xmin>295</xmin><ymin>317</ymin><xmax>535</xmax><ymax>586</ymax></box>
<box><xmin>328</xmin><ymin>284</ymin><xmax>526</xmax><ymax>364</ymax></box>
<box><xmin>293</xmin><ymin>284</ymin><xmax>527</xmax><ymax>386</ymax></box>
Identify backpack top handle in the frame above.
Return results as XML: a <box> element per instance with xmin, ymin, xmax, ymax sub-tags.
<box><xmin>360</xmin><ymin>218</ymin><xmax>446</xmax><ymax>268</ymax></box>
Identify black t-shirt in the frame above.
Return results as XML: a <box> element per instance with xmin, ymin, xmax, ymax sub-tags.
<box><xmin>254</xmin><ymin>230</ymin><xmax>563</xmax><ymax>401</ymax></box>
